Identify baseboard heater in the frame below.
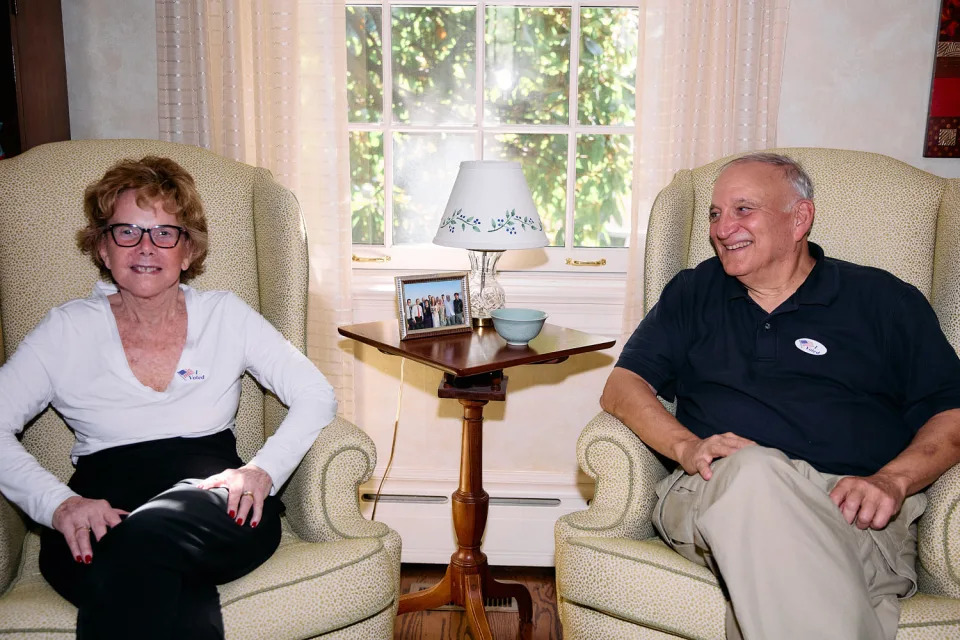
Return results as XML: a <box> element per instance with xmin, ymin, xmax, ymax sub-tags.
<box><xmin>359</xmin><ymin>482</ymin><xmax>590</xmax><ymax>565</ymax></box>
<box><xmin>406</xmin><ymin>582</ymin><xmax>519</xmax><ymax>612</ymax></box>
<box><xmin>360</xmin><ymin>493</ymin><xmax>561</xmax><ymax>507</ymax></box>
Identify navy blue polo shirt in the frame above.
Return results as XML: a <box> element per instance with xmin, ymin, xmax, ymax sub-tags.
<box><xmin>617</xmin><ymin>243</ymin><xmax>960</xmax><ymax>476</ymax></box>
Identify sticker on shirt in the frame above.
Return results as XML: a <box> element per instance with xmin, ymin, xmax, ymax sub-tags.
<box><xmin>794</xmin><ymin>338</ymin><xmax>827</xmax><ymax>356</ymax></box>
<box><xmin>177</xmin><ymin>368</ymin><xmax>206</xmax><ymax>382</ymax></box>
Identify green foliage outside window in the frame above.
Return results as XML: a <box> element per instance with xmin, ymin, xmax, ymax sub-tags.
<box><xmin>393</xmin><ymin>7</ymin><xmax>476</xmax><ymax>124</ymax></box>
<box><xmin>345</xmin><ymin>7</ymin><xmax>383</xmax><ymax>123</ymax></box>
<box><xmin>484</xmin><ymin>7</ymin><xmax>570</xmax><ymax>126</ymax></box>
<box><xmin>349</xmin><ymin>131</ymin><xmax>385</xmax><ymax>245</ymax></box>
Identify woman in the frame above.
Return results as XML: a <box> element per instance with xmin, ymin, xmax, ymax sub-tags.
<box><xmin>430</xmin><ymin>295</ymin><xmax>441</xmax><ymax>328</ymax></box>
<box><xmin>435</xmin><ymin>293</ymin><xmax>447</xmax><ymax>326</ymax></box>
<box><xmin>422</xmin><ymin>297</ymin><xmax>433</xmax><ymax>328</ymax></box>
<box><xmin>0</xmin><ymin>156</ymin><xmax>336</xmax><ymax>639</ymax></box>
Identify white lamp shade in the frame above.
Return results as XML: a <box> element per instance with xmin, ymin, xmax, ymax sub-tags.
<box><xmin>433</xmin><ymin>161</ymin><xmax>548</xmax><ymax>250</ymax></box>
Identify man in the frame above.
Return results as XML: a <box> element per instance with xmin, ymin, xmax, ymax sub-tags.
<box><xmin>453</xmin><ymin>292</ymin><xmax>464</xmax><ymax>324</ymax></box>
<box><xmin>601</xmin><ymin>153</ymin><xmax>960</xmax><ymax>640</ymax></box>
<box><xmin>444</xmin><ymin>294</ymin><xmax>456</xmax><ymax>325</ymax></box>
<box><xmin>412</xmin><ymin>298</ymin><xmax>423</xmax><ymax>329</ymax></box>
<box><xmin>405</xmin><ymin>298</ymin><xmax>415</xmax><ymax>331</ymax></box>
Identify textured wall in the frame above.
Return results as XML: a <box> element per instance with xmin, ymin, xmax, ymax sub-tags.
<box><xmin>61</xmin><ymin>0</ymin><xmax>159</xmax><ymax>140</ymax></box>
<box><xmin>778</xmin><ymin>0</ymin><xmax>960</xmax><ymax>177</ymax></box>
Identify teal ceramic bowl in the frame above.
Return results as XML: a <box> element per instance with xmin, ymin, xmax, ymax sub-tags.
<box><xmin>490</xmin><ymin>308</ymin><xmax>548</xmax><ymax>346</ymax></box>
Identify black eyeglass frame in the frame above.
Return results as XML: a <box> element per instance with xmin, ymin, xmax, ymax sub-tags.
<box><xmin>106</xmin><ymin>224</ymin><xmax>188</xmax><ymax>249</ymax></box>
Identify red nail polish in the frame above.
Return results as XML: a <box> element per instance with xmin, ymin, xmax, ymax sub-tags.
<box><xmin>236</xmin><ymin>518</ymin><xmax>244</xmax><ymax>526</ymax></box>
<box><xmin>75</xmin><ymin>555</ymin><xmax>83</xmax><ymax>563</ymax></box>
<box><xmin>84</xmin><ymin>555</ymin><xmax>92</xmax><ymax>564</ymax></box>
<box><xmin>228</xmin><ymin>510</ymin><xmax>236</xmax><ymax>518</ymax></box>
<box><xmin>251</xmin><ymin>521</ymin><xmax>258</xmax><ymax>529</ymax></box>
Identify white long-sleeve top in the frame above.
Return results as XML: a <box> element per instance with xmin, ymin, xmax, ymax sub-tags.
<box><xmin>0</xmin><ymin>281</ymin><xmax>337</xmax><ymax>528</ymax></box>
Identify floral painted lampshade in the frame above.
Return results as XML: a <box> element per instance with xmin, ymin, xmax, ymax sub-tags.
<box><xmin>432</xmin><ymin>161</ymin><xmax>548</xmax><ymax>250</ymax></box>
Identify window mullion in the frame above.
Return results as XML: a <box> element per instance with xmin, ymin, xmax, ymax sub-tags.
<box><xmin>382</xmin><ymin>1</ymin><xmax>394</xmax><ymax>249</ymax></box>
<box><xmin>476</xmin><ymin>0</ymin><xmax>486</xmax><ymax>158</ymax></box>
<box><xmin>565</xmin><ymin>0</ymin><xmax>582</xmax><ymax>250</ymax></box>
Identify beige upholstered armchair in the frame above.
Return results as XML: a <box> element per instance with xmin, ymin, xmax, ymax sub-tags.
<box><xmin>555</xmin><ymin>149</ymin><xmax>960</xmax><ymax>639</ymax></box>
<box><xmin>0</xmin><ymin>140</ymin><xmax>401</xmax><ymax>639</ymax></box>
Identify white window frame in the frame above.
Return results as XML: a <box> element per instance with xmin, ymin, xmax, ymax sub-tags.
<box><xmin>347</xmin><ymin>0</ymin><xmax>640</xmax><ymax>274</ymax></box>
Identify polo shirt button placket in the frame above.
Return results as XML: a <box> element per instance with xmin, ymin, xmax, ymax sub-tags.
<box><xmin>757</xmin><ymin>319</ymin><xmax>777</xmax><ymax>360</ymax></box>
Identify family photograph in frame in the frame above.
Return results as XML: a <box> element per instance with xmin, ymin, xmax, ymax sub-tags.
<box><xmin>395</xmin><ymin>272</ymin><xmax>472</xmax><ymax>340</ymax></box>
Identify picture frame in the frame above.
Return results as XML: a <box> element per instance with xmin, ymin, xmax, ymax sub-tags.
<box><xmin>395</xmin><ymin>271</ymin><xmax>472</xmax><ymax>340</ymax></box>
<box><xmin>924</xmin><ymin>0</ymin><xmax>960</xmax><ymax>157</ymax></box>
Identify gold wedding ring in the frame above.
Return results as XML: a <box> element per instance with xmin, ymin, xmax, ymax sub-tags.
<box><xmin>76</xmin><ymin>526</ymin><xmax>91</xmax><ymax>532</ymax></box>
<box><xmin>241</xmin><ymin>491</ymin><xmax>254</xmax><ymax>498</ymax></box>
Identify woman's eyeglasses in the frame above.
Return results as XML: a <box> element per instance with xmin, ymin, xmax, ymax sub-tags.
<box><xmin>107</xmin><ymin>224</ymin><xmax>187</xmax><ymax>249</ymax></box>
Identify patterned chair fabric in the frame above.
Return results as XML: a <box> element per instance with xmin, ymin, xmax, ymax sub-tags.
<box><xmin>0</xmin><ymin>140</ymin><xmax>401</xmax><ymax>639</ymax></box>
<box><xmin>555</xmin><ymin>148</ymin><xmax>960</xmax><ymax>639</ymax></box>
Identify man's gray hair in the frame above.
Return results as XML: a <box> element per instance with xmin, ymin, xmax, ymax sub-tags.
<box><xmin>720</xmin><ymin>152</ymin><xmax>814</xmax><ymax>201</ymax></box>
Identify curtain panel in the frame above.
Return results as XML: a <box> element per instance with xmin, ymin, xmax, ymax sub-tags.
<box><xmin>156</xmin><ymin>0</ymin><xmax>355</xmax><ymax>419</ymax></box>
<box><xmin>624</xmin><ymin>0</ymin><xmax>790</xmax><ymax>335</ymax></box>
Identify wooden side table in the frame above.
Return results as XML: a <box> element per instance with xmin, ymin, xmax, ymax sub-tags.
<box><xmin>338</xmin><ymin>320</ymin><xmax>615</xmax><ymax>640</ymax></box>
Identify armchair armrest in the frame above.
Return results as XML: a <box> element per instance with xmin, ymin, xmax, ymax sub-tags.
<box><xmin>917</xmin><ymin>461</ymin><xmax>960</xmax><ymax>599</ymax></box>
<box><xmin>555</xmin><ymin>411</ymin><xmax>669</xmax><ymax>545</ymax></box>
<box><xmin>281</xmin><ymin>416</ymin><xmax>392</xmax><ymax>544</ymax></box>
<box><xmin>0</xmin><ymin>496</ymin><xmax>26</xmax><ymax>595</ymax></box>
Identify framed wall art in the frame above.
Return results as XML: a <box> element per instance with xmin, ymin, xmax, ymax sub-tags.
<box><xmin>925</xmin><ymin>0</ymin><xmax>960</xmax><ymax>157</ymax></box>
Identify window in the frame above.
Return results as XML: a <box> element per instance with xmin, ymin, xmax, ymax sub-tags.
<box><xmin>346</xmin><ymin>0</ymin><xmax>639</xmax><ymax>270</ymax></box>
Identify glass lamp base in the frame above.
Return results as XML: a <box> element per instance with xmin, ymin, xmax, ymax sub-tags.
<box><xmin>467</xmin><ymin>249</ymin><xmax>506</xmax><ymax>323</ymax></box>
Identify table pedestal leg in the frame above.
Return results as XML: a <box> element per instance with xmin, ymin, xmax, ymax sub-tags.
<box><xmin>398</xmin><ymin>398</ymin><xmax>533</xmax><ymax>639</ymax></box>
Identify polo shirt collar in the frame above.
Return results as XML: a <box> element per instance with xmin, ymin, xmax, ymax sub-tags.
<box><xmin>722</xmin><ymin>242</ymin><xmax>839</xmax><ymax>306</ymax></box>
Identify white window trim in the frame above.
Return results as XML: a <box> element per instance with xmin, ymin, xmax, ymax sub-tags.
<box><xmin>347</xmin><ymin>0</ymin><xmax>641</xmax><ymax>274</ymax></box>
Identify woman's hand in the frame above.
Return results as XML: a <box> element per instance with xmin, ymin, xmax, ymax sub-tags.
<box><xmin>52</xmin><ymin>496</ymin><xmax>128</xmax><ymax>564</ymax></box>
<box><xmin>197</xmin><ymin>464</ymin><xmax>273</xmax><ymax>528</ymax></box>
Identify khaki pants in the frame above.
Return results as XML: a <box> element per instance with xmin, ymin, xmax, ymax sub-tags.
<box><xmin>652</xmin><ymin>446</ymin><xmax>926</xmax><ymax>640</ymax></box>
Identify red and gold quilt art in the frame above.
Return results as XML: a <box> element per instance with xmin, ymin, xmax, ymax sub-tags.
<box><xmin>926</xmin><ymin>0</ymin><xmax>960</xmax><ymax>157</ymax></box>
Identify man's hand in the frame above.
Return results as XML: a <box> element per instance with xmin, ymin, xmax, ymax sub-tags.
<box><xmin>52</xmin><ymin>496</ymin><xmax>128</xmax><ymax>564</ymax></box>
<box><xmin>675</xmin><ymin>432</ymin><xmax>756</xmax><ymax>480</ymax></box>
<box><xmin>197</xmin><ymin>464</ymin><xmax>273</xmax><ymax>528</ymax></box>
<box><xmin>829</xmin><ymin>472</ymin><xmax>908</xmax><ymax>530</ymax></box>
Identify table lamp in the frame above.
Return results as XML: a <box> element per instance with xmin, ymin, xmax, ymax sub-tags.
<box><xmin>433</xmin><ymin>161</ymin><xmax>548</xmax><ymax>326</ymax></box>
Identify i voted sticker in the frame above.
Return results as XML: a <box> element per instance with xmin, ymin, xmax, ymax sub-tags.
<box><xmin>795</xmin><ymin>338</ymin><xmax>827</xmax><ymax>356</ymax></box>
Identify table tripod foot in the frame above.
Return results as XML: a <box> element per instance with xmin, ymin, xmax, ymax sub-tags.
<box><xmin>464</xmin><ymin>572</ymin><xmax>495</xmax><ymax>640</ymax></box>
<box><xmin>486</xmin><ymin>576</ymin><xmax>533</xmax><ymax>624</ymax></box>
<box><xmin>397</xmin><ymin>567</ymin><xmax>452</xmax><ymax>615</ymax></box>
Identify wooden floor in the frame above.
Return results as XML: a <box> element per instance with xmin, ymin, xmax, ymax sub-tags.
<box><xmin>395</xmin><ymin>563</ymin><xmax>562</xmax><ymax>640</ymax></box>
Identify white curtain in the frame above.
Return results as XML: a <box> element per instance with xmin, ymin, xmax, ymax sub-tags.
<box><xmin>156</xmin><ymin>0</ymin><xmax>355</xmax><ymax>419</ymax></box>
<box><xmin>623</xmin><ymin>0</ymin><xmax>790</xmax><ymax>333</ymax></box>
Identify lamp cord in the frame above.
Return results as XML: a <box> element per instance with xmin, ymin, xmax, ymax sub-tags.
<box><xmin>371</xmin><ymin>357</ymin><xmax>404</xmax><ymax>521</ymax></box>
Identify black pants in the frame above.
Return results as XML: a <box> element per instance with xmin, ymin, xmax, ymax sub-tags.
<box><xmin>39</xmin><ymin>430</ymin><xmax>283</xmax><ymax>640</ymax></box>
